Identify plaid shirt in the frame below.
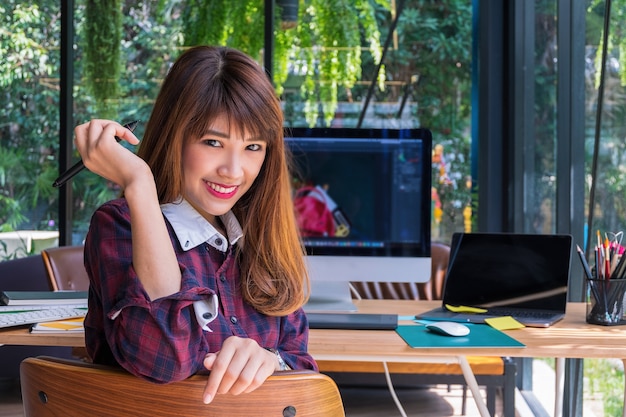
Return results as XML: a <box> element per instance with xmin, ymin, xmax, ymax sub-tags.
<box><xmin>84</xmin><ymin>198</ymin><xmax>317</xmax><ymax>383</ymax></box>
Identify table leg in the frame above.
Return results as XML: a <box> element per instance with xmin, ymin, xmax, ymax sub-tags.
<box><xmin>457</xmin><ymin>355</ymin><xmax>491</xmax><ymax>417</ymax></box>
<box><xmin>555</xmin><ymin>357</ymin><xmax>564</xmax><ymax>417</ymax></box>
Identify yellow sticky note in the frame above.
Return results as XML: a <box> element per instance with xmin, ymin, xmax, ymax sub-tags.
<box><xmin>484</xmin><ymin>316</ymin><xmax>525</xmax><ymax>330</ymax></box>
<box><xmin>445</xmin><ymin>304</ymin><xmax>488</xmax><ymax>313</ymax></box>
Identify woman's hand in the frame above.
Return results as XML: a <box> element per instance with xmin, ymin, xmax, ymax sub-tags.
<box><xmin>74</xmin><ymin>119</ymin><xmax>150</xmax><ymax>190</ymax></box>
<box><xmin>202</xmin><ymin>336</ymin><xmax>279</xmax><ymax>404</ymax></box>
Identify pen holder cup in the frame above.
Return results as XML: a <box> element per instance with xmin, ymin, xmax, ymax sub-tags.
<box><xmin>586</xmin><ymin>278</ymin><xmax>626</xmax><ymax>325</ymax></box>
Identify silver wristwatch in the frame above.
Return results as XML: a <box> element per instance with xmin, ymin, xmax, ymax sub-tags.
<box><xmin>266</xmin><ymin>348</ymin><xmax>291</xmax><ymax>371</ymax></box>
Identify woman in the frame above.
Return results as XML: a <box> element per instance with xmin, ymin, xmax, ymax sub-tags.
<box><xmin>75</xmin><ymin>45</ymin><xmax>317</xmax><ymax>405</ymax></box>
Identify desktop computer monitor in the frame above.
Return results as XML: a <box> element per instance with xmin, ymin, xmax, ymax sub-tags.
<box><xmin>284</xmin><ymin>127</ymin><xmax>432</xmax><ymax>312</ymax></box>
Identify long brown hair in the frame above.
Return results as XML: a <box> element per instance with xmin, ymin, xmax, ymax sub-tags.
<box><xmin>137</xmin><ymin>45</ymin><xmax>309</xmax><ymax>315</ymax></box>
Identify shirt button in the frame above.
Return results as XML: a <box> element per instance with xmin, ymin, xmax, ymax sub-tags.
<box><xmin>203</xmin><ymin>312</ymin><xmax>213</xmax><ymax>320</ymax></box>
<box><xmin>230</xmin><ymin>316</ymin><xmax>238</xmax><ymax>324</ymax></box>
<box><xmin>220</xmin><ymin>274</ymin><xmax>226</xmax><ymax>282</ymax></box>
<box><xmin>215</xmin><ymin>238</ymin><xmax>223</xmax><ymax>246</ymax></box>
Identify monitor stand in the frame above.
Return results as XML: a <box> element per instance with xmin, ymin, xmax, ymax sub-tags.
<box><xmin>303</xmin><ymin>280</ymin><xmax>357</xmax><ymax>313</ymax></box>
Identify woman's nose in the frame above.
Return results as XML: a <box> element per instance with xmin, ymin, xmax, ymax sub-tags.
<box><xmin>217</xmin><ymin>152</ymin><xmax>244</xmax><ymax>179</ymax></box>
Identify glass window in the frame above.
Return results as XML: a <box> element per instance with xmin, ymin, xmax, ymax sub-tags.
<box><xmin>531</xmin><ymin>1</ymin><xmax>558</xmax><ymax>235</ymax></box>
<box><xmin>585</xmin><ymin>1</ymin><xmax>626</xmax><ymax>239</ymax></box>
<box><xmin>0</xmin><ymin>1</ymin><xmax>61</xmax><ymax>258</ymax></box>
<box><xmin>0</xmin><ymin>0</ymin><xmax>475</xmax><ymax>255</ymax></box>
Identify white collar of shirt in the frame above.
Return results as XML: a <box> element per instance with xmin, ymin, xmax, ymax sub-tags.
<box><xmin>161</xmin><ymin>198</ymin><xmax>243</xmax><ymax>252</ymax></box>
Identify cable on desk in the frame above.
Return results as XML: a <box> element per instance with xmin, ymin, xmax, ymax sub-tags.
<box><xmin>382</xmin><ymin>361</ymin><xmax>408</xmax><ymax>417</ymax></box>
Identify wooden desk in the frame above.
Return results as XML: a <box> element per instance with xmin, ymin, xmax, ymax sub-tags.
<box><xmin>311</xmin><ymin>300</ymin><xmax>626</xmax><ymax>417</ymax></box>
<box><xmin>310</xmin><ymin>300</ymin><xmax>626</xmax><ymax>360</ymax></box>
<box><xmin>1</xmin><ymin>300</ymin><xmax>624</xmax><ymax>416</ymax></box>
<box><xmin>0</xmin><ymin>328</ymin><xmax>83</xmax><ymax>347</ymax></box>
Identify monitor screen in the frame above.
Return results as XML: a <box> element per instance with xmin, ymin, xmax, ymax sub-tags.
<box><xmin>284</xmin><ymin>127</ymin><xmax>433</xmax><ymax>311</ymax></box>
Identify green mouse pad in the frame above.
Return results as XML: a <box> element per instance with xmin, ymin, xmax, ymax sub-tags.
<box><xmin>396</xmin><ymin>323</ymin><xmax>526</xmax><ymax>348</ymax></box>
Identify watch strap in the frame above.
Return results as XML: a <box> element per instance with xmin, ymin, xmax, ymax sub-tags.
<box><xmin>265</xmin><ymin>348</ymin><xmax>291</xmax><ymax>371</ymax></box>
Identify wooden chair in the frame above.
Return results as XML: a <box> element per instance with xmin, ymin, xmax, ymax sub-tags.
<box><xmin>20</xmin><ymin>356</ymin><xmax>345</xmax><ymax>417</ymax></box>
<box><xmin>40</xmin><ymin>245</ymin><xmax>90</xmax><ymax>360</ymax></box>
<box><xmin>41</xmin><ymin>245</ymin><xmax>89</xmax><ymax>291</ymax></box>
<box><xmin>322</xmin><ymin>242</ymin><xmax>516</xmax><ymax>417</ymax></box>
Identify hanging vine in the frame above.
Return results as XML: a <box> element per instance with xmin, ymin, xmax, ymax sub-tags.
<box><xmin>82</xmin><ymin>0</ymin><xmax>122</xmax><ymax>119</ymax></box>
<box><xmin>182</xmin><ymin>0</ymin><xmax>230</xmax><ymax>47</ymax></box>
<box><xmin>181</xmin><ymin>0</ymin><xmax>389</xmax><ymax>127</ymax></box>
<box><xmin>296</xmin><ymin>0</ymin><xmax>387</xmax><ymax>126</ymax></box>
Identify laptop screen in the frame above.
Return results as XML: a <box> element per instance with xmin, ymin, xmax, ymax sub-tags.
<box><xmin>442</xmin><ymin>233</ymin><xmax>573</xmax><ymax>312</ymax></box>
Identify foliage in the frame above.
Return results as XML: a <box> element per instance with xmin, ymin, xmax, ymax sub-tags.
<box><xmin>0</xmin><ymin>0</ymin><xmax>184</xmax><ymax>240</ymax></box>
<box><xmin>183</xmin><ymin>0</ymin><xmax>265</xmax><ymax>59</ymax></box>
<box><xmin>431</xmin><ymin>136</ymin><xmax>472</xmax><ymax>240</ymax></box>
<box><xmin>0</xmin><ymin>1</ymin><xmax>60</xmax><ymax>231</ymax></box>
<box><xmin>376</xmin><ymin>0</ymin><xmax>473</xmax><ymax>238</ymax></box>
<box><xmin>0</xmin><ymin>0</ymin><xmax>473</xmax><ymax>247</ymax></box>
<box><xmin>584</xmin><ymin>358</ymin><xmax>624</xmax><ymax>417</ymax></box>
<box><xmin>389</xmin><ymin>0</ymin><xmax>472</xmax><ymax>124</ymax></box>
<box><xmin>538</xmin><ymin>357</ymin><xmax>624</xmax><ymax>416</ymax></box>
<box><xmin>583</xmin><ymin>0</ymin><xmax>626</xmax><ymax>234</ymax></box>
<box><xmin>181</xmin><ymin>0</ymin><xmax>390</xmax><ymax>127</ymax></box>
<box><xmin>588</xmin><ymin>0</ymin><xmax>626</xmax><ymax>87</ymax></box>
<box><xmin>180</xmin><ymin>0</ymin><xmax>293</xmax><ymax>95</ymax></box>
<box><xmin>530</xmin><ymin>3</ymin><xmax>559</xmax><ymax>234</ymax></box>
<box><xmin>182</xmin><ymin>0</ymin><xmax>230</xmax><ymax>47</ymax></box>
<box><xmin>69</xmin><ymin>1</ymin><xmax>184</xmax><ymax>236</ymax></box>
<box><xmin>82</xmin><ymin>0</ymin><xmax>123</xmax><ymax>119</ymax></box>
<box><xmin>0</xmin><ymin>238</ymin><xmax>32</xmax><ymax>261</ymax></box>
<box><xmin>294</xmin><ymin>0</ymin><xmax>387</xmax><ymax>126</ymax></box>
<box><xmin>282</xmin><ymin>0</ymin><xmax>474</xmax><ymax>236</ymax></box>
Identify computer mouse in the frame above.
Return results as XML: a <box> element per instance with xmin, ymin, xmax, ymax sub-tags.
<box><xmin>425</xmin><ymin>321</ymin><xmax>470</xmax><ymax>337</ymax></box>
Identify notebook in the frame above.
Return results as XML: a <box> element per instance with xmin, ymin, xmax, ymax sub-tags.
<box><xmin>416</xmin><ymin>232</ymin><xmax>573</xmax><ymax>328</ymax></box>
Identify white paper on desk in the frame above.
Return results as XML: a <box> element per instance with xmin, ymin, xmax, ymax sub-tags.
<box><xmin>30</xmin><ymin>317</ymin><xmax>85</xmax><ymax>333</ymax></box>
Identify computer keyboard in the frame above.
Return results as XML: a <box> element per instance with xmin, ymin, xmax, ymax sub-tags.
<box><xmin>0</xmin><ymin>305</ymin><xmax>87</xmax><ymax>329</ymax></box>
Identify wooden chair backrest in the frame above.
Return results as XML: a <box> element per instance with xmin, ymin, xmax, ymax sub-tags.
<box><xmin>20</xmin><ymin>356</ymin><xmax>345</xmax><ymax>417</ymax></box>
<box><xmin>41</xmin><ymin>245</ymin><xmax>89</xmax><ymax>291</ymax></box>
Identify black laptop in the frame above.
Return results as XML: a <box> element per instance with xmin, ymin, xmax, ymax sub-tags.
<box><xmin>416</xmin><ymin>232</ymin><xmax>573</xmax><ymax>328</ymax></box>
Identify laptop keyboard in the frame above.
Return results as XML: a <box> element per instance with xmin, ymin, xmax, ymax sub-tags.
<box><xmin>488</xmin><ymin>308</ymin><xmax>561</xmax><ymax>319</ymax></box>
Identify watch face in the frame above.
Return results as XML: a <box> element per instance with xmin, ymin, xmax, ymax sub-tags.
<box><xmin>267</xmin><ymin>348</ymin><xmax>289</xmax><ymax>370</ymax></box>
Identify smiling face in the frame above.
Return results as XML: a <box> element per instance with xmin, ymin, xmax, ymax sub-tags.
<box><xmin>182</xmin><ymin>115</ymin><xmax>267</xmax><ymax>226</ymax></box>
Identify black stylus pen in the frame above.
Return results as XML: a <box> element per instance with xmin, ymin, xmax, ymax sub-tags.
<box><xmin>52</xmin><ymin>120</ymin><xmax>139</xmax><ymax>188</ymax></box>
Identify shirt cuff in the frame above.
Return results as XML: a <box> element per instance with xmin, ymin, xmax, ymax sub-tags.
<box><xmin>193</xmin><ymin>294</ymin><xmax>219</xmax><ymax>331</ymax></box>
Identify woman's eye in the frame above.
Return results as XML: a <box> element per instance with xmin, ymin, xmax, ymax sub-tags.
<box><xmin>203</xmin><ymin>139</ymin><xmax>221</xmax><ymax>147</ymax></box>
<box><xmin>247</xmin><ymin>143</ymin><xmax>264</xmax><ymax>151</ymax></box>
